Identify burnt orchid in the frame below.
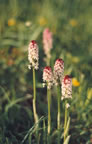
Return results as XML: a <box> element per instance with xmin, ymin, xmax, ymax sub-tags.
<box><xmin>62</xmin><ymin>75</ymin><xmax>72</xmax><ymax>143</ymax></box>
<box><xmin>28</xmin><ymin>40</ymin><xmax>39</xmax><ymax>138</ymax></box>
<box><xmin>43</xmin><ymin>66</ymin><xmax>53</xmax><ymax>137</ymax></box>
<box><xmin>43</xmin><ymin>28</ymin><xmax>53</xmax><ymax>65</ymax></box>
<box><xmin>54</xmin><ymin>58</ymin><xmax>64</xmax><ymax>86</ymax></box>
<box><xmin>28</xmin><ymin>40</ymin><xmax>39</xmax><ymax>70</ymax></box>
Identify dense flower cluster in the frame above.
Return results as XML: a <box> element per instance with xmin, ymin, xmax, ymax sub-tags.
<box><xmin>54</xmin><ymin>59</ymin><xmax>64</xmax><ymax>85</ymax></box>
<box><xmin>28</xmin><ymin>40</ymin><xmax>39</xmax><ymax>70</ymax></box>
<box><xmin>43</xmin><ymin>66</ymin><xmax>53</xmax><ymax>89</ymax></box>
<box><xmin>62</xmin><ymin>75</ymin><xmax>72</xmax><ymax>100</ymax></box>
<box><xmin>43</xmin><ymin>28</ymin><xmax>53</xmax><ymax>59</ymax></box>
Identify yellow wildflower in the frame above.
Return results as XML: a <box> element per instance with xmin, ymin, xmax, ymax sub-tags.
<box><xmin>38</xmin><ymin>17</ymin><xmax>47</xmax><ymax>26</ymax></box>
<box><xmin>69</xmin><ymin>19</ymin><xmax>78</xmax><ymax>27</ymax></box>
<box><xmin>72</xmin><ymin>56</ymin><xmax>80</xmax><ymax>63</ymax></box>
<box><xmin>72</xmin><ymin>78</ymin><xmax>80</xmax><ymax>87</ymax></box>
<box><xmin>8</xmin><ymin>18</ymin><xmax>16</xmax><ymax>26</ymax></box>
<box><xmin>66</xmin><ymin>53</ymin><xmax>80</xmax><ymax>63</ymax></box>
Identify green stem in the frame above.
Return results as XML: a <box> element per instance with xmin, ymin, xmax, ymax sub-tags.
<box><xmin>33</xmin><ymin>68</ymin><xmax>36</xmax><ymax>102</ymax></box>
<box><xmin>32</xmin><ymin>68</ymin><xmax>38</xmax><ymax>136</ymax></box>
<box><xmin>64</xmin><ymin>100</ymin><xmax>67</xmax><ymax>142</ymax></box>
<box><xmin>28</xmin><ymin>133</ymin><xmax>32</xmax><ymax>144</ymax></box>
<box><xmin>57</xmin><ymin>85</ymin><xmax>61</xmax><ymax>144</ymax></box>
<box><xmin>43</xmin><ymin>120</ymin><xmax>46</xmax><ymax>144</ymax></box>
<box><xmin>57</xmin><ymin>85</ymin><xmax>61</xmax><ymax>130</ymax></box>
<box><xmin>47</xmin><ymin>88</ymin><xmax>51</xmax><ymax>135</ymax></box>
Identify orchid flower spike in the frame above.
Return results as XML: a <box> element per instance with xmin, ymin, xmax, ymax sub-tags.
<box><xmin>43</xmin><ymin>66</ymin><xmax>53</xmax><ymax>89</ymax></box>
<box><xmin>28</xmin><ymin>40</ymin><xmax>39</xmax><ymax>70</ymax></box>
<box><xmin>62</xmin><ymin>75</ymin><xmax>72</xmax><ymax>100</ymax></box>
<box><xmin>43</xmin><ymin>28</ymin><xmax>53</xmax><ymax>59</ymax></box>
<box><xmin>54</xmin><ymin>58</ymin><xmax>64</xmax><ymax>86</ymax></box>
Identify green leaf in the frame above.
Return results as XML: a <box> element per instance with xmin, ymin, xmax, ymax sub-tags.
<box><xmin>21</xmin><ymin>116</ymin><xmax>45</xmax><ymax>144</ymax></box>
<box><xmin>64</xmin><ymin>117</ymin><xmax>70</xmax><ymax>138</ymax></box>
<box><xmin>5</xmin><ymin>94</ymin><xmax>32</xmax><ymax>112</ymax></box>
<box><xmin>63</xmin><ymin>135</ymin><xmax>71</xmax><ymax>144</ymax></box>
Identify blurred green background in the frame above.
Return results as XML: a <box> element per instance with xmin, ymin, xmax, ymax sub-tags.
<box><xmin>0</xmin><ymin>0</ymin><xmax>92</xmax><ymax>143</ymax></box>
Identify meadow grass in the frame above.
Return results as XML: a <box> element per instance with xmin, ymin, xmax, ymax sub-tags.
<box><xmin>0</xmin><ymin>0</ymin><xmax>92</xmax><ymax>143</ymax></box>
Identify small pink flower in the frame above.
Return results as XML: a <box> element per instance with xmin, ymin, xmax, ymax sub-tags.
<box><xmin>28</xmin><ymin>40</ymin><xmax>39</xmax><ymax>70</ymax></box>
<box><xmin>43</xmin><ymin>66</ymin><xmax>53</xmax><ymax>89</ymax></box>
<box><xmin>43</xmin><ymin>28</ymin><xmax>53</xmax><ymax>58</ymax></box>
<box><xmin>54</xmin><ymin>59</ymin><xmax>64</xmax><ymax>85</ymax></box>
<box><xmin>62</xmin><ymin>75</ymin><xmax>72</xmax><ymax>100</ymax></box>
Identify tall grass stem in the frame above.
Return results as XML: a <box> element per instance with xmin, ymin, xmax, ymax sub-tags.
<box><xmin>47</xmin><ymin>87</ymin><xmax>51</xmax><ymax>144</ymax></box>
<box><xmin>64</xmin><ymin>100</ymin><xmax>67</xmax><ymax>142</ymax></box>
<box><xmin>57</xmin><ymin>85</ymin><xmax>61</xmax><ymax>130</ymax></box>
<box><xmin>47</xmin><ymin>88</ymin><xmax>51</xmax><ymax>134</ymax></box>
<box><xmin>57</xmin><ymin>85</ymin><xmax>61</xmax><ymax>144</ymax></box>
<box><xmin>32</xmin><ymin>68</ymin><xmax>39</xmax><ymax>138</ymax></box>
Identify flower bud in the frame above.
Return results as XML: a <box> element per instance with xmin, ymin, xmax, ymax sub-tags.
<box><xmin>28</xmin><ymin>40</ymin><xmax>39</xmax><ymax>70</ymax></box>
